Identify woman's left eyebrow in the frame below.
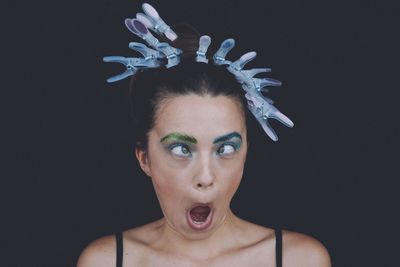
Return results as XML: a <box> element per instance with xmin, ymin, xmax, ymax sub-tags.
<box><xmin>213</xmin><ymin>132</ymin><xmax>242</xmax><ymax>144</ymax></box>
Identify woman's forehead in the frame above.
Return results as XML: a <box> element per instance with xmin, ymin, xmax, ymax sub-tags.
<box><xmin>152</xmin><ymin>94</ymin><xmax>246</xmax><ymax>140</ymax></box>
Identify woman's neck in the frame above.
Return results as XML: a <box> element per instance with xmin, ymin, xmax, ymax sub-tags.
<box><xmin>152</xmin><ymin>209</ymin><xmax>244</xmax><ymax>260</ymax></box>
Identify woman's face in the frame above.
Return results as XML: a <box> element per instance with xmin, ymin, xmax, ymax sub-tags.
<box><xmin>136</xmin><ymin>93</ymin><xmax>248</xmax><ymax>240</ymax></box>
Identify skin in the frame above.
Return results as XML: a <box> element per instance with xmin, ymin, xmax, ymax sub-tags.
<box><xmin>77</xmin><ymin>94</ymin><xmax>331</xmax><ymax>267</ymax></box>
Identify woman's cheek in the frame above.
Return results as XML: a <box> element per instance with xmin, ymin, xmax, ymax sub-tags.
<box><xmin>152</xmin><ymin>169</ymin><xmax>187</xmax><ymax>203</ymax></box>
<box><xmin>223</xmin><ymin>163</ymin><xmax>244</xmax><ymax>195</ymax></box>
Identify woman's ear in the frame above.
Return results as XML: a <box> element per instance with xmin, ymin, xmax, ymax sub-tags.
<box><xmin>135</xmin><ymin>146</ymin><xmax>151</xmax><ymax>177</ymax></box>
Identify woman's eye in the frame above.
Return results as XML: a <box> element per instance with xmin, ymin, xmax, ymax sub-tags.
<box><xmin>170</xmin><ymin>144</ymin><xmax>191</xmax><ymax>157</ymax></box>
<box><xmin>217</xmin><ymin>144</ymin><xmax>236</xmax><ymax>156</ymax></box>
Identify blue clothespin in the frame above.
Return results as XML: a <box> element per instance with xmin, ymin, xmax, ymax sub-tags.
<box><xmin>196</xmin><ymin>35</ymin><xmax>212</xmax><ymax>63</ymax></box>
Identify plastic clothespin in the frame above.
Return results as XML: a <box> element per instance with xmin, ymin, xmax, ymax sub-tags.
<box><xmin>245</xmin><ymin>93</ymin><xmax>294</xmax><ymax>141</ymax></box>
<box><xmin>213</xmin><ymin>38</ymin><xmax>235</xmax><ymax>65</ymax></box>
<box><xmin>196</xmin><ymin>35</ymin><xmax>212</xmax><ymax>63</ymax></box>
<box><xmin>135</xmin><ymin>3</ymin><xmax>178</xmax><ymax>41</ymax></box>
<box><xmin>229</xmin><ymin>51</ymin><xmax>257</xmax><ymax>71</ymax></box>
<box><xmin>251</xmin><ymin>77</ymin><xmax>282</xmax><ymax>92</ymax></box>
<box><xmin>155</xmin><ymin>42</ymin><xmax>183</xmax><ymax>68</ymax></box>
<box><xmin>125</xmin><ymin>18</ymin><xmax>160</xmax><ymax>48</ymax></box>
<box><xmin>128</xmin><ymin>42</ymin><xmax>164</xmax><ymax>60</ymax></box>
<box><xmin>102</xmin><ymin>56</ymin><xmax>143</xmax><ymax>83</ymax></box>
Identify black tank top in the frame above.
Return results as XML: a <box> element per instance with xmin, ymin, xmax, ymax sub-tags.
<box><xmin>115</xmin><ymin>228</ymin><xmax>283</xmax><ymax>267</ymax></box>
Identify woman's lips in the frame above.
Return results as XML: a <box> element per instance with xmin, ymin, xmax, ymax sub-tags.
<box><xmin>186</xmin><ymin>203</ymin><xmax>213</xmax><ymax>230</ymax></box>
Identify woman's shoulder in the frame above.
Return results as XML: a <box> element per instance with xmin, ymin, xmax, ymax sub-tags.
<box><xmin>280</xmin><ymin>229</ymin><xmax>332</xmax><ymax>267</ymax></box>
<box><xmin>76</xmin><ymin>221</ymin><xmax>161</xmax><ymax>267</ymax></box>
<box><xmin>230</xmin><ymin>219</ymin><xmax>331</xmax><ymax>266</ymax></box>
<box><xmin>76</xmin><ymin>234</ymin><xmax>117</xmax><ymax>267</ymax></box>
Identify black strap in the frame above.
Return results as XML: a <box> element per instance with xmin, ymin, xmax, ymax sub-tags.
<box><xmin>116</xmin><ymin>232</ymin><xmax>123</xmax><ymax>267</ymax></box>
<box><xmin>275</xmin><ymin>228</ymin><xmax>282</xmax><ymax>267</ymax></box>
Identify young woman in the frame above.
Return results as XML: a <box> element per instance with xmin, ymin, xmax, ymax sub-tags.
<box><xmin>77</xmin><ymin>3</ymin><xmax>331</xmax><ymax>267</ymax></box>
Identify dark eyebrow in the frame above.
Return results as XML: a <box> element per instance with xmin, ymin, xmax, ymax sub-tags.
<box><xmin>213</xmin><ymin>132</ymin><xmax>242</xmax><ymax>144</ymax></box>
<box><xmin>160</xmin><ymin>132</ymin><xmax>198</xmax><ymax>144</ymax></box>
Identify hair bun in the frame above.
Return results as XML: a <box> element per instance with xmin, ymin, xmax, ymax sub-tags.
<box><xmin>169</xmin><ymin>23</ymin><xmax>201</xmax><ymax>59</ymax></box>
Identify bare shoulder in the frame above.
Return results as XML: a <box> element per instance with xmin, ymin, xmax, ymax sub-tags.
<box><xmin>282</xmin><ymin>229</ymin><xmax>332</xmax><ymax>267</ymax></box>
<box><xmin>76</xmin><ymin>220</ymin><xmax>164</xmax><ymax>267</ymax></box>
<box><xmin>76</xmin><ymin>234</ymin><xmax>117</xmax><ymax>267</ymax></box>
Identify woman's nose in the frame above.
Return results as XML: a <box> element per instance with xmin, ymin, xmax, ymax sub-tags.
<box><xmin>193</xmin><ymin>154</ymin><xmax>216</xmax><ymax>190</ymax></box>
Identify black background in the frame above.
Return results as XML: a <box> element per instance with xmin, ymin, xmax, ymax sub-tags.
<box><xmin>3</xmin><ymin>0</ymin><xmax>399</xmax><ymax>266</ymax></box>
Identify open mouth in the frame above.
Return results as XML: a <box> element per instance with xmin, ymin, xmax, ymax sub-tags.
<box><xmin>186</xmin><ymin>204</ymin><xmax>213</xmax><ymax>230</ymax></box>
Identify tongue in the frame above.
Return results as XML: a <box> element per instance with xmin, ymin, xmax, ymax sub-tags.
<box><xmin>190</xmin><ymin>206</ymin><xmax>210</xmax><ymax>222</ymax></box>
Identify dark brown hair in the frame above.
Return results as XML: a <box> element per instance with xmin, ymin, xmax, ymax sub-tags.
<box><xmin>129</xmin><ymin>24</ymin><xmax>250</xmax><ymax>151</ymax></box>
